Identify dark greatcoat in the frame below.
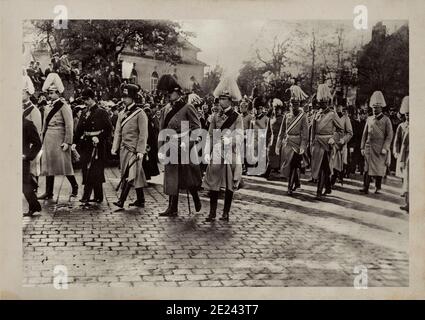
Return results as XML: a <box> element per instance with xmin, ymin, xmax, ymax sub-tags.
<box><xmin>159</xmin><ymin>98</ymin><xmax>202</xmax><ymax>195</ymax></box>
<box><xmin>74</xmin><ymin>104</ymin><xmax>113</xmax><ymax>185</ymax></box>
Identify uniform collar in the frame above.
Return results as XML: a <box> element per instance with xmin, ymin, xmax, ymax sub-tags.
<box><xmin>126</xmin><ymin>102</ymin><xmax>136</xmax><ymax>111</ymax></box>
<box><xmin>375</xmin><ymin>113</ymin><xmax>384</xmax><ymax>120</ymax></box>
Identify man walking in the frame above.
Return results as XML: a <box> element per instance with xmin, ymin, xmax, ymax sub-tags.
<box><xmin>360</xmin><ymin>91</ymin><xmax>394</xmax><ymax>194</ymax></box>
<box><xmin>73</xmin><ymin>88</ymin><xmax>113</xmax><ymax>204</ymax></box>
<box><xmin>111</xmin><ymin>84</ymin><xmax>149</xmax><ymax>208</ymax></box>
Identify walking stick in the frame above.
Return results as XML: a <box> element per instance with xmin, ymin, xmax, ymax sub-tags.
<box><xmin>115</xmin><ymin>156</ymin><xmax>138</xmax><ymax>192</ymax></box>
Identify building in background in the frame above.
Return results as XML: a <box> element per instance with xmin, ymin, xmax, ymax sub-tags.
<box><xmin>119</xmin><ymin>37</ymin><xmax>206</xmax><ymax>91</ymax></box>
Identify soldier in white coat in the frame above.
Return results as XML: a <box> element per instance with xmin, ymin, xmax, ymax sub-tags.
<box><xmin>360</xmin><ymin>91</ymin><xmax>394</xmax><ymax>194</ymax></box>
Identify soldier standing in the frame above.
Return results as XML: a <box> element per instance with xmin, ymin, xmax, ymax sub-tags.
<box><xmin>38</xmin><ymin>73</ymin><xmax>79</xmax><ymax>200</ymax></box>
<box><xmin>203</xmin><ymin>89</ymin><xmax>244</xmax><ymax>222</ymax></box>
<box><xmin>157</xmin><ymin>75</ymin><xmax>202</xmax><ymax>217</ymax></box>
<box><xmin>359</xmin><ymin>91</ymin><xmax>394</xmax><ymax>194</ymax></box>
<box><xmin>330</xmin><ymin>103</ymin><xmax>353</xmax><ymax>186</ymax></box>
<box><xmin>73</xmin><ymin>88</ymin><xmax>113</xmax><ymax>204</ymax></box>
<box><xmin>310</xmin><ymin>84</ymin><xmax>343</xmax><ymax>199</ymax></box>
<box><xmin>111</xmin><ymin>84</ymin><xmax>149</xmax><ymax>208</ymax></box>
<box><xmin>275</xmin><ymin>96</ymin><xmax>309</xmax><ymax>195</ymax></box>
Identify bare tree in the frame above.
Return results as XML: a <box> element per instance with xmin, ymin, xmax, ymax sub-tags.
<box><xmin>256</xmin><ymin>36</ymin><xmax>291</xmax><ymax>77</ymax></box>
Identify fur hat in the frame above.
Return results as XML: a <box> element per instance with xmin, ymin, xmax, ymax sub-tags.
<box><xmin>121</xmin><ymin>83</ymin><xmax>139</xmax><ymax>99</ymax></box>
<box><xmin>81</xmin><ymin>87</ymin><xmax>95</xmax><ymax>100</ymax></box>
<box><xmin>369</xmin><ymin>91</ymin><xmax>386</xmax><ymax>108</ymax></box>
<box><xmin>157</xmin><ymin>74</ymin><xmax>182</xmax><ymax>94</ymax></box>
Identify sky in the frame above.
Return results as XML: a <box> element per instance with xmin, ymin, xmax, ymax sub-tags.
<box><xmin>179</xmin><ymin>19</ymin><xmax>407</xmax><ymax>77</ymax></box>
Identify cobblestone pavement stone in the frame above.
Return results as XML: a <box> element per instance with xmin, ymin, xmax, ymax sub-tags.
<box><xmin>22</xmin><ymin>167</ymin><xmax>408</xmax><ymax>287</ymax></box>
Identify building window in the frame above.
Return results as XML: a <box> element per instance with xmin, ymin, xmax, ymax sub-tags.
<box><xmin>151</xmin><ymin>71</ymin><xmax>159</xmax><ymax>91</ymax></box>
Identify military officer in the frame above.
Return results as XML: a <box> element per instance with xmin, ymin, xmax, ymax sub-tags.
<box><xmin>330</xmin><ymin>103</ymin><xmax>353</xmax><ymax>186</ymax></box>
<box><xmin>360</xmin><ymin>91</ymin><xmax>394</xmax><ymax>194</ymax></box>
<box><xmin>275</xmin><ymin>96</ymin><xmax>309</xmax><ymax>195</ymax></box>
<box><xmin>398</xmin><ymin>96</ymin><xmax>409</xmax><ymax>212</ymax></box>
<box><xmin>73</xmin><ymin>88</ymin><xmax>113</xmax><ymax>203</ymax></box>
<box><xmin>38</xmin><ymin>72</ymin><xmax>79</xmax><ymax>200</ymax></box>
<box><xmin>157</xmin><ymin>74</ymin><xmax>202</xmax><ymax>217</ymax></box>
<box><xmin>202</xmin><ymin>88</ymin><xmax>244</xmax><ymax>222</ymax></box>
<box><xmin>310</xmin><ymin>84</ymin><xmax>343</xmax><ymax>199</ymax></box>
<box><xmin>111</xmin><ymin>84</ymin><xmax>149</xmax><ymax>208</ymax></box>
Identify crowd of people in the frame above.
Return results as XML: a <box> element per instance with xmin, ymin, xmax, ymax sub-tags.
<box><xmin>22</xmin><ymin>58</ymin><xmax>410</xmax><ymax>221</ymax></box>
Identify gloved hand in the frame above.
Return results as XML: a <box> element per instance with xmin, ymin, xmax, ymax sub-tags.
<box><xmin>61</xmin><ymin>143</ymin><xmax>69</xmax><ymax>152</ymax></box>
<box><xmin>381</xmin><ymin>149</ymin><xmax>387</xmax><ymax>155</ymax></box>
<box><xmin>158</xmin><ymin>152</ymin><xmax>165</xmax><ymax>160</ymax></box>
<box><xmin>394</xmin><ymin>152</ymin><xmax>399</xmax><ymax>159</ymax></box>
<box><xmin>92</xmin><ymin>136</ymin><xmax>99</xmax><ymax>145</ymax></box>
<box><xmin>299</xmin><ymin>148</ymin><xmax>305</xmax><ymax>155</ymax></box>
<box><xmin>328</xmin><ymin>138</ymin><xmax>335</xmax><ymax>145</ymax></box>
<box><xmin>111</xmin><ymin>148</ymin><xmax>117</xmax><ymax>156</ymax></box>
<box><xmin>136</xmin><ymin>152</ymin><xmax>144</xmax><ymax>160</ymax></box>
<box><xmin>361</xmin><ymin>149</ymin><xmax>365</xmax><ymax>156</ymax></box>
<box><xmin>71</xmin><ymin>144</ymin><xmax>77</xmax><ymax>151</ymax></box>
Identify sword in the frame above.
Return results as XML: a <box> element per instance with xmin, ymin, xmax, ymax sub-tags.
<box><xmin>115</xmin><ymin>155</ymin><xmax>139</xmax><ymax>191</ymax></box>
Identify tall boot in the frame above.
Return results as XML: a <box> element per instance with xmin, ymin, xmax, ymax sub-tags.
<box><xmin>316</xmin><ymin>169</ymin><xmax>326</xmax><ymax>199</ymax></box>
<box><xmin>80</xmin><ymin>184</ymin><xmax>92</xmax><ymax>203</ymax></box>
<box><xmin>206</xmin><ymin>191</ymin><xmax>218</xmax><ymax>222</ymax></box>
<box><xmin>67</xmin><ymin>175</ymin><xmax>79</xmax><ymax>197</ymax></box>
<box><xmin>287</xmin><ymin>167</ymin><xmax>295</xmax><ymax>195</ymax></box>
<box><xmin>375</xmin><ymin>176</ymin><xmax>382</xmax><ymax>194</ymax></box>
<box><xmin>129</xmin><ymin>188</ymin><xmax>145</xmax><ymax>207</ymax></box>
<box><xmin>93</xmin><ymin>183</ymin><xmax>104</xmax><ymax>203</ymax></box>
<box><xmin>220</xmin><ymin>190</ymin><xmax>233</xmax><ymax>221</ymax></box>
<box><xmin>293</xmin><ymin>169</ymin><xmax>301</xmax><ymax>191</ymax></box>
<box><xmin>113</xmin><ymin>182</ymin><xmax>131</xmax><ymax>208</ymax></box>
<box><xmin>190</xmin><ymin>189</ymin><xmax>202</xmax><ymax>212</ymax></box>
<box><xmin>360</xmin><ymin>172</ymin><xmax>370</xmax><ymax>194</ymax></box>
<box><xmin>37</xmin><ymin>176</ymin><xmax>54</xmax><ymax>200</ymax></box>
<box><xmin>159</xmin><ymin>194</ymin><xmax>178</xmax><ymax>216</ymax></box>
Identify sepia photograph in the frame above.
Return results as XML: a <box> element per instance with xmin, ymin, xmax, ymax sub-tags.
<box><xmin>19</xmin><ymin>15</ymin><xmax>410</xmax><ymax>290</ymax></box>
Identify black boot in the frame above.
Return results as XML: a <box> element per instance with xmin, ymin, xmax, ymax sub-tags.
<box><xmin>159</xmin><ymin>195</ymin><xmax>178</xmax><ymax>216</ymax></box>
<box><xmin>113</xmin><ymin>182</ymin><xmax>131</xmax><ymax>208</ymax></box>
<box><xmin>360</xmin><ymin>173</ymin><xmax>370</xmax><ymax>194</ymax></box>
<box><xmin>375</xmin><ymin>176</ymin><xmax>382</xmax><ymax>194</ymax></box>
<box><xmin>67</xmin><ymin>175</ymin><xmax>79</xmax><ymax>197</ymax></box>
<box><xmin>190</xmin><ymin>189</ymin><xmax>202</xmax><ymax>212</ymax></box>
<box><xmin>316</xmin><ymin>170</ymin><xmax>325</xmax><ymax>199</ymax></box>
<box><xmin>80</xmin><ymin>184</ymin><xmax>92</xmax><ymax>203</ymax></box>
<box><xmin>129</xmin><ymin>188</ymin><xmax>145</xmax><ymax>207</ymax></box>
<box><xmin>37</xmin><ymin>176</ymin><xmax>54</xmax><ymax>200</ymax></box>
<box><xmin>220</xmin><ymin>190</ymin><xmax>233</xmax><ymax>221</ymax></box>
<box><xmin>287</xmin><ymin>167</ymin><xmax>295</xmax><ymax>196</ymax></box>
<box><xmin>93</xmin><ymin>183</ymin><xmax>104</xmax><ymax>203</ymax></box>
<box><xmin>206</xmin><ymin>191</ymin><xmax>218</xmax><ymax>222</ymax></box>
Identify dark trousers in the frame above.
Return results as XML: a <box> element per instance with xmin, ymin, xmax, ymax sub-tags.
<box><xmin>82</xmin><ymin>183</ymin><xmax>103</xmax><ymax>201</ymax></box>
<box><xmin>317</xmin><ymin>153</ymin><xmax>331</xmax><ymax>195</ymax></box>
<box><xmin>363</xmin><ymin>173</ymin><xmax>382</xmax><ymax>191</ymax></box>
<box><xmin>23</xmin><ymin>161</ymin><xmax>41</xmax><ymax>212</ymax></box>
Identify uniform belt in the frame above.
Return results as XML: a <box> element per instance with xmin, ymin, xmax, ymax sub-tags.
<box><xmin>287</xmin><ymin>134</ymin><xmax>299</xmax><ymax>137</ymax></box>
<box><xmin>84</xmin><ymin>130</ymin><xmax>103</xmax><ymax>136</ymax></box>
<box><xmin>317</xmin><ymin>134</ymin><xmax>333</xmax><ymax>137</ymax></box>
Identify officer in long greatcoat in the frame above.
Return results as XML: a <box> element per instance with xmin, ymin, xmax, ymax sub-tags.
<box><xmin>157</xmin><ymin>75</ymin><xmax>202</xmax><ymax>217</ymax></box>
<box><xmin>111</xmin><ymin>84</ymin><xmax>149</xmax><ymax>208</ymax></box>
<box><xmin>330</xmin><ymin>103</ymin><xmax>353</xmax><ymax>186</ymax></box>
<box><xmin>360</xmin><ymin>91</ymin><xmax>394</xmax><ymax>194</ymax></box>
<box><xmin>202</xmin><ymin>90</ymin><xmax>244</xmax><ymax>222</ymax></box>
<box><xmin>275</xmin><ymin>98</ymin><xmax>308</xmax><ymax>195</ymax></box>
<box><xmin>38</xmin><ymin>73</ymin><xmax>79</xmax><ymax>200</ymax></box>
<box><xmin>310</xmin><ymin>84</ymin><xmax>343</xmax><ymax>199</ymax></box>
<box><xmin>73</xmin><ymin>88</ymin><xmax>113</xmax><ymax>203</ymax></box>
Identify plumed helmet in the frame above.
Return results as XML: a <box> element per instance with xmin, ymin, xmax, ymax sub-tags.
<box><xmin>316</xmin><ymin>83</ymin><xmax>332</xmax><ymax>102</ymax></box>
<box><xmin>42</xmin><ymin>72</ymin><xmax>65</xmax><ymax>93</ymax></box>
<box><xmin>369</xmin><ymin>91</ymin><xmax>386</xmax><ymax>108</ymax></box>
<box><xmin>23</xmin><ymin>75</ymin><xmax>35</xmax><ymax>95</ymax></box>
<box><xmin>213</xmin><ymin>76</ymin><xmax>242</xmax><ymax>102</ymax></box>
<box><xmin>290</xmin><ymin>85</ymin><xmax>308</xmax><ymax>101</ymax></box>
<box><xmin>399</xmin><ymin>96</ymin><xmax>409</xmax><ymax>114</ymax></box>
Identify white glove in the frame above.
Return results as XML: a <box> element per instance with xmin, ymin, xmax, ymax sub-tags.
<box><xmin>136</xmin><ymin>152</ymin><xmax>143</xmax><ymax>160</ymax></box>
<box><xmin>158</xmin><ymin>152</ymin><xmax>165</xmax><ymax>160</ymax></box>
<box><xmin>111</xmin><ymin>148</ymin><xmax>117</xmax><ymax>156</ymax></box>
<box><xmin>381</xmin><ymin>149</ymin><xmax>387</xmax><ymax>155</ymax></box>
<box><xmin>339</xmin><ymin>139</ymin><xmax>345</xmax><ymax>145</ymax></box>
<box><xmin>394</xmin><ymin>152</ymin><xmax>399</xmax><ymax>159</ymax></box>
<box><xmin>361</xmin><ymin>149</ymin><xmax>365</xmax><ymax>156</ymax></box>
<box><xmin>222</xmin><ymin>136</ymin><xmax>231</xmax><ymax>145</ymax></box>
<box><xmin>299</xmin><ymin>148</ymin><xmax>305</xmax><ymax>155</ymax></box>
<box><xmin>328</xmin><ymin>138</ymin><xmax>335</xmax><ymax>145</ymax></box>
<box><xmin>92</xmin><ymin>136</ymin><xmax>99</xmax><ymax>145</ymax></box>
<box><xmin>71</xmin><ymin>144</ymin><xmax>77</xmax><ymax>151</ymax></box>
<box><xmin>61</xmin><ymin>143</ymin><xmax>69</xmax><ymax>152</ymax></box>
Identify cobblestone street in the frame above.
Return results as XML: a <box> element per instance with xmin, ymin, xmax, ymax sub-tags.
<box><xmin>22</xmin><ymin>167</ymin><xmax>409</xmax><ymax>288</ymax></box>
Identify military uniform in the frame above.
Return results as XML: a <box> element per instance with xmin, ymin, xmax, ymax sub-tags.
<box><xmin>74</xmin><ymin>103</ymin><xmax>113</xmax><ymax>202</ymax></box>
<box><xmin>275</xmin><ymin>109</ymin><xmax>308</xmax><ymax>193</ymax></box>
<box><xmin>311</xmin><ymin>107</ymin><xmax>343</xmax><ymax>197</ymax></box>
<box><xmin>23</xmin><ymin>100</ymin><xmax>42</xmax><ymax>177</ymax></box>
